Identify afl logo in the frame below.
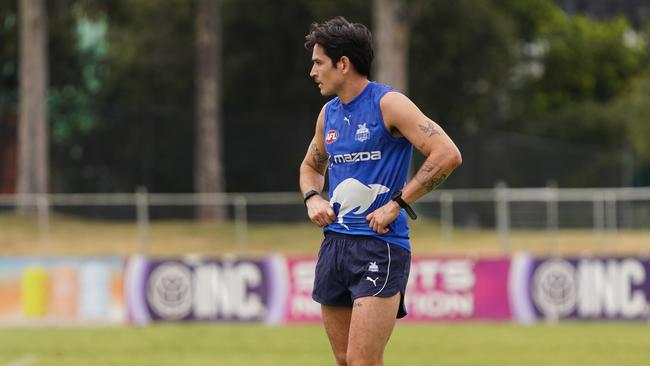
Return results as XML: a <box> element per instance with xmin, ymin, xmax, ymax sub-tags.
<box><xmin>326</xmin><ymin>130</ymin><xmax>338</xmax><ymax>144</ymax></box>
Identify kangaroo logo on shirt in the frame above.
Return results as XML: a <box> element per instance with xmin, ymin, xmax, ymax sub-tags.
<box><xmin>330</xmin><ymin>178</ymin><xmax>390</xmax><ymax>230</ymax></box>
<box><xmin>355</xmin><ymin>123</ymin><xmax>369</xmax><ymax>142</ymax></box>
<box><xmin>368</xmin><ymin>262</ymin><xmax>379</xmax><ymax>273</ymax></box>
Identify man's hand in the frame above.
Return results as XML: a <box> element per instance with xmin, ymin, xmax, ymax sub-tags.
<box><xmin>306</xmin><ymin>196</ymin><xmax>336</xmax><ymax>228</ymax></box>
<box><xmin>366</xmin><ymin>200</ymin><xmax>401</xmax><ymax>234</ymax></box>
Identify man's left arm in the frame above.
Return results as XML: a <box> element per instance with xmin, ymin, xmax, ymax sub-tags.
<box><xmin>366</xmin><ymin>92</ymin><xmax>462</xmax><ymax>234</ymax></box>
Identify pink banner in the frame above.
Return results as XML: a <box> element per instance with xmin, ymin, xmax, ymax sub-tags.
<box><xmin>284</xmin><ymin>258</ymin><xmax>321</xmax><ymax>322</ymax></box>
<box><xmin>474</xmin><ymin>259</ymin><xmax>511</xmax><ymax>319</ymax></box>
<box><xmin>283</xmin><ymin>256</ymin><xmax>512</xmax><ymax>323</ymax></box>
<box><xmin>404</xmin><ymin>257</ymin><xmax>511</xmax><ymax>321</ymax></box>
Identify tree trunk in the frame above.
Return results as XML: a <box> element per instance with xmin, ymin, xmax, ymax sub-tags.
<box><xmin>17</xmin><ymin>0</ymin><xmax>49</xmax><ymax>212</ymax></box>
<box><xmin>0</xmin><ymin>109</ymin><xmax>17</xmax><ymax>194</ymax></box>
<box><xmin>373</xmin><ymin>0</ymin><xmax>411</xmax><ymax>94</ymax></box>
<box><xmin>195</xmin><ymin>0</ymin><xmax>225</xmax><ymax>220</ymax></box>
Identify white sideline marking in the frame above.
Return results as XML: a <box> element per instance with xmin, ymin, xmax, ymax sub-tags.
<box><xmin>4</xmin><ymin>356</ymin><xmax>37</xmax><ymax>366</ymax></box>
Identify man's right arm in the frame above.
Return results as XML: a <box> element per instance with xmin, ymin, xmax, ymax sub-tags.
<box><xmin>299</xmin><ymin>105</ymin><xmax>336</xmax><ymax>227</ymax></box>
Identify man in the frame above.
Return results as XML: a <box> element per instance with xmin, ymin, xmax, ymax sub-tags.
<box><xmin>300</xmin><ymin>17</ymin><xmax>462</xmax><ymax>366</ymax></box>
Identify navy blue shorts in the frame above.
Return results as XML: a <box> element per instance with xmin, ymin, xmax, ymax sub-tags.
<box><xmin>312</xmin><ymin>231</ymin><xmax>411</xmax><ymax>318</ymax></box>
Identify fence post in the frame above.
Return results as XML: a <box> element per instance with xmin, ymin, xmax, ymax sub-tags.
<box><xmin>495</xmin><ymin>181</ymin><xmax>510</xmax><ymax>254</ymax></box>
<box><xmin>234</xmin><ymin>195</ymin><xmax>248</xmax><ymax>250</ymax></box>
<box><xmin>546</xmin><ymin>184</ymin><xmax>559</xmax><ymax>255</ymax></box>
<box><xmin>605</xmin><ymin>191</ymin><xmax>617</xmax><ymax>247</ymax></box>
<box><xmin>440</xmin><ymin>192</ymin><xmax>454</xmax><ymax>253</ymax></box>
<box><xmin>136</xmin><ymin>186</ymin><xmax>149</xmax><ymax>255</ymax></box>
<box><xmin>37</xmin><ymin>194</ymin><xmax>49</xmax><ymax>255</ymax></box>
<box><xmin>593</xmin><ymin>193</ymin><xmax>605</xmax><ymax>251</ymax></box>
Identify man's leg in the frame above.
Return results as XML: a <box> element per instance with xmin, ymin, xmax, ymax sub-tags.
<box><xmin>322</xmin><ymin>305</ymin><xmax>353</xmax><ymax>366</ymax></box>
<box><xmin>346</xmin><ymin>294</ymin><xmax>400</xmax><ymax>366</ymax></box>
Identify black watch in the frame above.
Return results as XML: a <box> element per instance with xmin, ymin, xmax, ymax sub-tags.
<box><xmin>391</xmin><ymin>190</ymin><xmax>417</xmax><ymax>220</ymax></box>
<box><xmin>303</xmin><ymin>190</ymin><xmax>320</xmax><ymax>205</ymax></box>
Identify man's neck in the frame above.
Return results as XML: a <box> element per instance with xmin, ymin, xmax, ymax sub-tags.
<box><xmin>338</xmin><ymin>77</ymin><xmax>370</xmax><ymax>104</ymax></box>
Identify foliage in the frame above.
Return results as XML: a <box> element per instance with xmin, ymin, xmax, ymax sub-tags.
<box><xmin>410</xmin><ymin>0</ymin><xmax>518</xmax><ymax>133</ymax></box>
<box><xmin>614</xmin><ymin>73</ymin><xmax>650</xmax><ymax>164</ymax></box>
<box><xmin>530</xmin><ymin>16</ymin><xmax>644</xmax><ymax>110</ymax></box>
<box><xmin>507</xmin><ymin>12</ymin><xmax>650</xmax><ymax>183</ymax></box>
<box><xmin>0</xmin><ymin>1</ymin><xmax>17</xmax><ymax>107</ymax></box>
<box><xmin>2</xmin><ymin>0</ymin><xmax>650</xmax><ymax>191</ymax></box>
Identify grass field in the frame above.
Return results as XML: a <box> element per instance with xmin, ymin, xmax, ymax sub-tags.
<box><xmin>1</xmin><ymin>214</ymin><xmax>649</xmax><ymax>257</ymax></box>
<box><xmin>1</xmin><ymin>323</ymin><xmax>650</xmax><ymax>365</ymax></box>
<box><xmin>2</xmin><ymin>215</ymin><xmax>650</xmax><ymax>365</ymax></box>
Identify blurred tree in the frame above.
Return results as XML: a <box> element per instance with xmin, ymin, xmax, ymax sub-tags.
<box><xmin>219</xmin><ymin>0</ymin><xmax>369</xmax><ymax>192</ymax></box>
<box><xmin>527</xmin><ymin>16</ymin><xmax>643</xmax><ymax>113</ymax></box>
<box><xmin>614</xmin><ymin>73</ymin><xmax>650</xmax><ymax>173</ymax></box>
<box><xmin>409</xmin><ymin>0</ymin><xmax>518</xmax><ymax>132</ymax></box>
<box><xmin>48</xmin><ymin>0</ymin><xmax>106</xmax><ymax>192</ymax></box>
<box><xmin>17</xmin><ymin>0</ymin><xmax>49</xmax><ymax>210</ymax></box>
<box><xmin>406</xmin><ymin>0</ymin><xmax>649</xmax><ymax>188</ymax></box>
<box><xmin>5</xmin><ymin>0</ymin><xmax>650</xmax><ymax>194</ymax></box>
<box><xmin>0</xmin><ymin>1</ymin><xmax>18</xmax><ymax>193</ymax></box>
<box><xmin>195</xmin><ymin>0</ymin><xmax>225</xmax><ymax>219</ymax></box>
<box><xmin>373</xmin><ymin>0</ymin><xmax>426</xmax><ymax>93</ymax></box>
<box><xmin>407</xmin><ymin>0</ymin><xmax>519</xmax><ymax>188</ymax></box>
<box><xmin>372</xmin><ymin>0</ymin><xmax>427</xmax><ymax>179</ymax></box>
<box><xmin>509</xmin><ymin>13</ymin><xmax>646</xmax><ymax>156</ymax></box>
<box><xmin>89</xmin><ymin>0</ymin><xmax>195</xmax><ymax>192</ymax></box>
<box><xmin>557</xmin><ymin>0</ymin><xmax>650</xmax><ymax>28</ymax></box>
<box><xmin>1</xmin><ymin>0</ymin><xmax>89</xmax><ymax>194</ymax></box>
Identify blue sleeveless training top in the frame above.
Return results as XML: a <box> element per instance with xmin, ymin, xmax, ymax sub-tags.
<box><xmin>323</xmin><ymin>82</ymin><xmax>413</xmax><ymax>251</ymax></box>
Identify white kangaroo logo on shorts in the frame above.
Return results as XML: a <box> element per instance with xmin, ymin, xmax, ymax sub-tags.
<box><xmin>330</xmin><ymin>178</ymin><xmax>390</xmax><ymax>230</ymax></box>
<box><xmin>366</xmin><ymin>276</ymin><xmax>380</xmax><ymax>286</ymax></box>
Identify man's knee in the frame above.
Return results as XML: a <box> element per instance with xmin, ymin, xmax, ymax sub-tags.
<box><xmin>346</xmin><ymin>350</ymin><xmax>382</xmax><ymax>366</ymax></box>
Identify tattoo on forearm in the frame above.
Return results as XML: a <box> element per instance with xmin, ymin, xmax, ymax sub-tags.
<box><xmin>424</xmin><ymin>174</ymin><xmax>448</xmax><ymax>191</ymax></box>
<box><xmin>415</xmin><ymin>161</ymin><xmax>448</xmax><ymax>192</ymax></box>
<box><xmin>309</xmin><ymin>143</ymin><xmax>328</xmax><ymax>171</ymax></box>
<box><xmin>418</xmin><ymin>119</ymin><xmax>440</xmax><ymax>137</ymax></box>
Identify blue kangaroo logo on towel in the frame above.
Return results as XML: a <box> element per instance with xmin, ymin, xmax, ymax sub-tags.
<box><xmin>330</xmin><ymin>178</ymin><xmax>390</xmax><ymax>230</ymax></box>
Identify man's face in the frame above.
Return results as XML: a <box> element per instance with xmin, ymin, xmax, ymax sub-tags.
<box><xmin>310</xmin><ymin>44</ymin><xmax>344</xmax><ymax>96</ymax></box>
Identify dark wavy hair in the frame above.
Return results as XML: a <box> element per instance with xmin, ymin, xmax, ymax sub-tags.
<box><xmin>304</xmin><ymin>16</ymin><xmax>373</xmax><ymax>77</ymax></box>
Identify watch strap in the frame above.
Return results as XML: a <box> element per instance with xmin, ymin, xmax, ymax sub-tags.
<box><xmin>303</xmin><ymin>190</ymin><xmax>320</xmax><ymax>204</ymax></box>
<box><xmin>391</xmin><ymin>190</ymin><xmax>417</xmax><ymax>220</ymax></box>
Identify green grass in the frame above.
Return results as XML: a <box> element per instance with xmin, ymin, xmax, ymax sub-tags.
<box><xmin>1</xmin><ymin>323</ymin><xmax>649</xmax><ymax>365</ymax></box>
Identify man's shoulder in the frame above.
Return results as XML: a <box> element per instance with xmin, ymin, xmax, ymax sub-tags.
<box><xmin>370</xmin><ymin>81</ymin><xmax>401</xmax><ymax>94</ymax></box>
<box><xmin>371</xmin><ymin>83</ymin><xmax>405</xmax><ymax>104</ymax></box>
<box><xmin>321</xmin><ymin>97</ymin><xmax>342</xmax><ymax>116</ymax></box>
<box><xmin>324</xmin><ymin>96</ymin><xmax>340</xmax><ymax>109</ymax></box>
<box><xmin>378</xmin><ymin>90</ymin><xmax>420</xmax><ymax>130</ymax></box>
<box><xmin>378</xmin><ymin>90</ymin><xmax>409</xmax><ymax>110</ymax></box>
<box><xmin>371</xmin><ymin>81</ymin><xmax>395</xmax><ymax>92</ymax></box>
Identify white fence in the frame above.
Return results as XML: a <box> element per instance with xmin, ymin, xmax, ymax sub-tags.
<box><xmin>1</xmin><ymin>184</ymin><xmax>650</xmax><ymax>254</ymax></box>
